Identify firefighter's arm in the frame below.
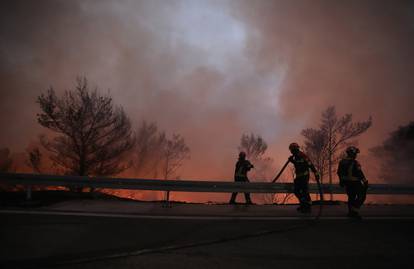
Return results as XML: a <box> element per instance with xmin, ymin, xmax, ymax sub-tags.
<box><xmin>248</xmin><ymin>161</ymin><xmax>254</xmax><ymax>169</ymax></box>
<box><xmin>356</xmin><ymin>161</ymin><xmax>369</xmax><ymax>187</ymax></box>
<box><xmin>360</xmin><ymin>171</ymin><xmax>368</xmax><ymax>186</ymax></box>
<box><xmin>246</xmin><ymin>161</ymin><xmax>254</xmax><ymax>171</ymax></box>
<box><xmin>359</xmin><ymin>176</ymin><xmax>368</xmax><ymax>188</ymax></box>
<box><xmin>306</xmin><ymin>157</ymin><xmax>320</xmax><ymax>181</ymax></box>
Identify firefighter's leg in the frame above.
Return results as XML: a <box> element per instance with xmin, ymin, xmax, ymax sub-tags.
<box><xmin>244</xmin><ymin>192</ymin><xmax>252</xmax><ymax>204</ymax></box>
<box><xmin>293</xmin><ymin>178</ymin><xmax>303</xmax><ymax>211</ymax></box>
<box><xmin>294</xmin><ymin>178</ymin><xmax>311</xmax><ymax>212</ymax></box>
<box><xmin>301</xmin><ymin>191</ymin><xmax>311</xmax><ymax>212</ymax></box>
<box><xmin>345</xmin><ymin>182</ymin><xmax>359</xmax><ymax>216</ymax></box>
<box><xmin>293</xmin><ymin>178</ymin><xmax>302</xmax><ymax>206</ymax></box>
<box><xmin>302</xmin><ymin>176</ymin><xmax>312</xmax><ymax>209</ymax></box>
<box><xmin>229</xmin><ymin>192</ymin><xmax>238</xmax><ymax>204</ymax></box>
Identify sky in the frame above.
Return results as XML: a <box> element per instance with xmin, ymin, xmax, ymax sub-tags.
<box><xmin>1</xmin><ymin>0</ymin><xmax>414</xmax><ymax>185</ymax></box>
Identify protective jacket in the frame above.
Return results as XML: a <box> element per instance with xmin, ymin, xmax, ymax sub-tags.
<box><xmin>337</xmin><ymin>158</ymin><xmax>366</xmax><ymax>183</ymax></box>
<box><xmin>234</xmin><ymin>159</ymin><xmax>253</xmax><ymax>181</ymax></box>
<box><xmin>289</xmin><ymin>152</ymin><xmax>318</xmax><ymax>178</ymax></box>
<box><xmin>230</xmin><ymin>158</ymin><xmax>253</xmax><ymax>204</ymax></box>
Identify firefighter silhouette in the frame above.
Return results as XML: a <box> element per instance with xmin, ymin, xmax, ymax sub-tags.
<box><xmin>288</xmin><ymin>143</ymin><xmax>320</xmax><ymax>213</ymax></box>
<box><xmin>229</xmin><ymin>152</ymin><xmax>254</xmax><ymax>204</ymax></box>
<box><xmin>337</xmin><ymin>146</ymin><xmax>368</xmax><ymax>219</ymax></box>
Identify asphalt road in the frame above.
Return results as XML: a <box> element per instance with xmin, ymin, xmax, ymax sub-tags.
<box><xmin>1</xmin><ymin>201</ymin><xmax>413</xmax><ymax>269</ymax></box>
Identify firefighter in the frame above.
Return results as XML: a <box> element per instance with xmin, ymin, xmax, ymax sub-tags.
<box><xmin>337</xmin><ymin>146</ymin><xmax>368</xmax><ymax>219</ymax></box>
<box><xmin>229</xmin><ymin>151</ymin><xmax>254</xmax><ymax>205</ymax></box>
<box><xmin>288</xmin><ymin>143</ymin><xmax>320</xmax><ymax>213</ymax></box>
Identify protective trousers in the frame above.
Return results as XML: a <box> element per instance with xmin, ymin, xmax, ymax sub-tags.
<box><xmin>344</xmin><ymin>181</ymin><xmax>367</xmax><ymax>214</ymax></box>
<box><xmin>294</xmin><ymin>176</ymin><xmax>311</xmax><ymax>209</ymax></box>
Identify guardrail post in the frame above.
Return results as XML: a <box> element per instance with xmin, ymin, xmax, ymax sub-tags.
<box><xmin>163</xmin><ymin>190</ymin><xmax>172</xmax><ymax>208</ymax></box>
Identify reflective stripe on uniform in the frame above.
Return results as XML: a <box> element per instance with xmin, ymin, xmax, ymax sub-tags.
<box><xmin>295</xmin><ymin>170</ymin><xmax>309</xmax><ymax>177</ymax></box>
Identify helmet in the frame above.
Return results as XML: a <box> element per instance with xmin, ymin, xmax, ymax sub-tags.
<box><xmin>289</xmin><ymin>143</ymin><xmax>300</xmax><ymax>152</ymax></box>
<box><xmin>239</xmin><ymin>151</ymin><xmax>246</xmax><ymax>159</ymax></box>
<box><xmin>346</xmin><ymin>146</ymin><xmax>360</xmax><ymax>156</ymax></box>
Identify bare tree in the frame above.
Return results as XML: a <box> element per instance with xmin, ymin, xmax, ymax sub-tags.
<box><xmin>134</xmin><ymin>121</ymin><xmax>167</xmax><ymax>178</ymax></box>
<box><xmin>301</xmin><ymin>106</ymin><xmax>372</xmax><ymax>200</ymax></box>
<box><xmin>238</xmin><ymin>133</ymin><xmax>267</xmax><ymax>160</ymax></box>
<box><xmin>161</xmin><ymin>134</ymin><xmax>190</xmax><ymax>203</ymax></box>
<box><xmin>301</xmin><ymin>129</ymin><xmax>329</xmax><ymax>182</ymax></box>
<box><xmin>162</xmin><ymin>134</ymin><xmax>190</xmax><ymax>180</ymax></box>
<box><xmin>37</xmin><ymin>77</ymin><xmax>135</xmax><ymax>178</ymax></box>
<box><xmin>0</xmin><ymin>147</ymin><xmax>13</xmax><ymax>172</ymax></box>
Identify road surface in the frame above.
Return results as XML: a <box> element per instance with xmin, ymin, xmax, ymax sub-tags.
<box><xmin>1</xmin><ymin>200</ymin><xmax>413</xmax><ymax>268</ymax></box>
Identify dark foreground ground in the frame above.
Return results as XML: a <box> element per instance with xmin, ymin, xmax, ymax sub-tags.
<box><xmin>1</xmin><ymin>198</ymin><xmax>413</xmax><ymax>269</ymax></box>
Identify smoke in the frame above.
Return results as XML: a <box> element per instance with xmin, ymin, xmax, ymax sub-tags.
<box><xmin>232</xmin><ymin>0</ymin><xmax>414</xmax><ymax>139</ymax></box>
<box><xmin>1</xmin><ymin>0</ymin><xmax>414</xmax><ymax>186</ymax></box>
<box><xmin>371</xmin><ymin>121</ymin><xmax>414</xmax><ymax>184</ymax></box>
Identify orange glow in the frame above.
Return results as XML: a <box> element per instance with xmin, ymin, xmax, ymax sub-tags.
<box><xmin>1</xmin><ymin>0</ymin><xmax>414</xmax><ymax>205</ymax></box>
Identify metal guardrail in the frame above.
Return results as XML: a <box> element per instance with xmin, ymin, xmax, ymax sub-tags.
<box><xmin>1</xmin><ymin>172</ymin><xmax>414</xmax><ymax>195</ymax></box>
